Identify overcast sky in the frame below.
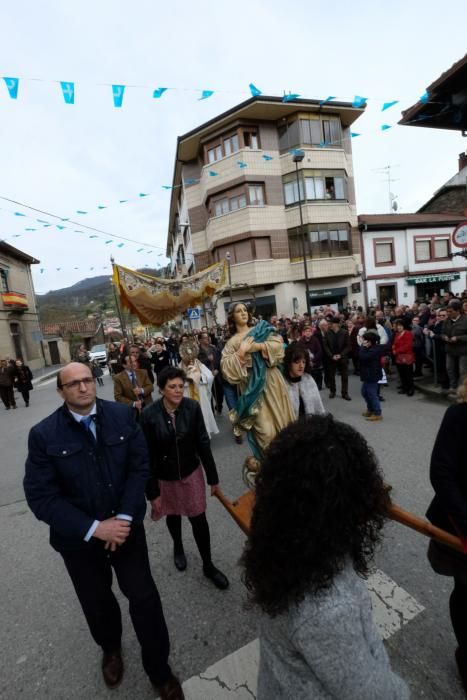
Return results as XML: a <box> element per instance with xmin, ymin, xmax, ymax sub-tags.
<box><xmin>1</xmin><ymin>0</ymin><xmax>466</xmax><ymax>294</ymax></box>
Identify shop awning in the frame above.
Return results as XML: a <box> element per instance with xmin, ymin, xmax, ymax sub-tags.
<box><xmin>309</xmin><ymin>286</ymin><xmax>347</xmax><ymax>299</ymax></box>
<box><xmin>406</xmin><ymin>273</ymin><xmax>460</xmax><ymax>285</ymax></box>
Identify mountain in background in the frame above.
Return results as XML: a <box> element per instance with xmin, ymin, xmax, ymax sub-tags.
<box><xmin>37</xmin><ymin>268</ymin><xmax>164</xmax><ymax>323</ymax></box>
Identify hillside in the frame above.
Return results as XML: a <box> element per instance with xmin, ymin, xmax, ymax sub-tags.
<box><xmin>36</xmin><ymin>268</ymin><xmax>164</xmax><ymax>323</ymax></box>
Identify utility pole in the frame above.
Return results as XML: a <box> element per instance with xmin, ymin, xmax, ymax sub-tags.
<box><xmin>373</xmin><ymin>164</ymin><xmax>399</xmax><ymax>213</ymax></box>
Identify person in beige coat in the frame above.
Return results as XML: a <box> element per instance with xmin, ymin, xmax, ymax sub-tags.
<box><xmin>114</xmin><ymin>355</ymin><xmax>153</xmax><ymax>420</ymax></box>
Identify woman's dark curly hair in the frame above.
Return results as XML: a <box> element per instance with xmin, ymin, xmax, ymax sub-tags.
<box><xmin>226</xmin><ymin>302</ymin><xmax>254</xmax><ymax>338</ymax></box>
<box><xmin>283</xmin><ymin>343</ymin><xmax>311</xmax><ymax>380</ymax></box>
<box><xmin>241</xmin><ymin>414</ymin><xmax>390</xmax><ymax>617</ymax></box>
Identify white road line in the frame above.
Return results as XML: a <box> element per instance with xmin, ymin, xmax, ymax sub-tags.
<box><xmin>182</xmin><ymin>569</ymin><xmax>424</xmax><ymax>699</ymax></box>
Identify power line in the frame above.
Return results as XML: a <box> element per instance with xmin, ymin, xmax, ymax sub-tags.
<box><xmin>0</xmin><ymin>195</ymin><xmax>168</xmax><ymax>253</ymax></box>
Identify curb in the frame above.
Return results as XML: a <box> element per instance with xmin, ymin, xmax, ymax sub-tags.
<box><xmin>32</xmin><ymin>368</ymin><xmax>61</xmax><ymax>386</ymax></box>
<box><xmin>413</xmin><ymin>379</ymin><xmax>457</xmax><ymax>404</ymax></box>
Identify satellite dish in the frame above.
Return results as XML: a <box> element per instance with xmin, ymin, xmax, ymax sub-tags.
<box><xmin>392</xmin><ymin>200</ymin><xmax>398</xmax><ymax>211</ymax></box>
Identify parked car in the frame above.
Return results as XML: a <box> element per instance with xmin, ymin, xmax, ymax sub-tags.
<box><xmin>88</xmin><ymin>344</ymin><xmax>107</xmax><ymax>367</ymax></box>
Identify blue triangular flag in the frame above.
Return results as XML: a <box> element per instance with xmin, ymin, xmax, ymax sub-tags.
<box><xmin>105</xmin><ymin>240</ymin><xmax>113</xmax><ymax>244</ymax></box>
<box><xmin>61</xmin><ymin>218</ymin><xmax>70</xmax><ymax>221</ymax></box>
<box><xmin>42</xmin><ymin>224</ymin><xmax>52</xmax><ymax>228</ymax></box>
<box><xmin>90</xmin><ymin>267</ymin><xmax>94</xmax><ymax>271</ymax></box>
<box><xmin>112</xmin><ymin>85</ymin><xmax>125</xmax><ymax>108</ymax></box>
<box><xmin>382</xmin><ymin>100</ymin><xmax>398</xmax><ymax>112</ymax></box>
<box><xmin>74</xmin><ymin>230</ymin><xmax>84</xmax><ymax>233</ymax></box>
<box><xmin>138</xmin><ymin>193</ymin><xmax>149</xmax><ymax>197</ymax></box>
<box><xmin>350</xmin><ymin>132</ymin><xmax>361</xmax><ymax>138</ymax></box>
<box><xmin>12</xmin><ymin>234</ymin><xmax>21</xmax><ymax>237</ymax></box>
<box><xmin>352</xmin><ymin>95</ymin><xmax>367</xmax><ymax>108</ymax></box>
<box><xmin>97</xmin><ymin>205</ymin><xmax>107</xmax><ymax>209</ymax></box>
<box><xmin>89</xmin><ymin>235</ymin><xmax>99</xmax><ymax>239</ymax></box>
<box><xmin>56</xmin><ymin>268</ymin><xmax>61</xmax><ymax>271</ymax></box>
<box><xmin>14</xmin><ymin>212</ymin><xmax>26</xmax><ymax>216</ymax></box>
<box><xmin>319</xmin><ymin>96</ymin><xmax>336</xmax><ymax>105</ymax></box>
<box><xmin>249</xmin><ymin>83</ymin><xmax>262</xmax><ymax>97</ymax></box>
<box><xmin>37</xmin><ymin>219</ymin><xmax>49</xmax><ymax>224</ymax></box>
<box><xmin>137</xmin><ymin>248</ymin><xmax>144</xmax><ymax>252</ymax></box>
<box><xmin>419</xmin><ymin>91</ymin><xmax>429</xmax><ymax>104</ymax></box>
<box><xmin>25</xmin><ymin>228</ymin><xmax>36</xmax><ymax>231</ymax></box>
<box><xmin>153</xmin><ymin>87</ymin><xmax>167</xmax><ymax>98</ymax></box>
<box><xmin>381</xmin><ymin>124</ymin><xmax>392</xmax><ymax>131</ymax></box>
<box><xmin>56</xmin><ymin>225</ymin><xmax>66</xmax><ymax>230</ymax></box>
<box><xmin>237</xmin><ymin>161</ymin><xmax>248</xmax><ymax>169</ymax></box>
<box><xmin>119</xmin><ymin>200</ymin><xmax>128</xmax><ymax>203</ymax></box>
<box><xmin>60</xmin><ymin>81</ymin><xmax>75</xmax><ymax>104</ymax></box>
<box><xmin>282</xmin><ymin>93</ymin><xmax>300</xmax><ymax>102</ymax></box>
<box><xmin>3</xmin><ymin>77</ymin><xmax>19</xmax><ymax>99</ymax></box>
<box><xmin>40</xmin><ymin>268</ymin><xmax>44</xmax><ymax>274</ymax></box>
<box><xmin>199</xmin><ymin>90</ymin><xmax>214</xmax><ymax>100</ymax></box>
<box><xmin>117</xmin><ymin>243</ymin><xmax>124</xmax><ymax>248</ymax></box>
<box><xmin>76</xmin><ymin>210</ymin><xmax>87</xmax><ymax>215</ymax></box>
<box><xmin>161</xmin><ymin>185</ymin><xmax>172</xmax><ymax>190</ymax></box>
<box><xmin>208</xmin><ymin>171</ymin><xmax>218</xmax><ymax>177</ymax></box>
<box><xmin>262</xmin><ymin>154</ymin><xmax>273</xmax><ymax>161</ymax></box>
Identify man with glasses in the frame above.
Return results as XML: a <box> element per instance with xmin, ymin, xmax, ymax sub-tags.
<box><xmin>23</xmin><ymin>362</ymin><xmax>184</xmax><ymax>699</ymax></box>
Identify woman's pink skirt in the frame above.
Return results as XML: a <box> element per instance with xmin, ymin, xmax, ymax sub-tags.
<box><xmin>157</xmin><ymin>465</ymin><xmax>207</xmax><ymax>518</ymax></box>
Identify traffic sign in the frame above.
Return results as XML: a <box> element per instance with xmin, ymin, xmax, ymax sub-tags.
<box><xmin>452</xmin><ymin>221</ymin><xmax>467</xmax><ymax>248</ymax></box>
<box><xmin>187</xmin><ymin>307</ymin><xmax>200</xmax><ymax>319</ymax></box>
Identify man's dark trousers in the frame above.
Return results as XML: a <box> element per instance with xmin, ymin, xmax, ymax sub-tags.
<box><xmin>328</xmin><ymin>359</ymin><xmax>349</xmax><ymax>395</ymax></box>
<box><xmin>61</xmin><ymin>524</ymin><xmax>170</xmax><ymax>686</ymax></box>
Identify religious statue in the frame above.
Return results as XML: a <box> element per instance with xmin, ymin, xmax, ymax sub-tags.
<box><xmin>220</xmin><ymin>303</ymin><xmax>295</xmax><ymax>486</ymax></box>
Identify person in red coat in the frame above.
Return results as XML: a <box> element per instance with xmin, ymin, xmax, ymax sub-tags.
<box><xmin>392</xmin><ymin>318</ymin><xmax>414</xmax><ymax>396</ymax></box>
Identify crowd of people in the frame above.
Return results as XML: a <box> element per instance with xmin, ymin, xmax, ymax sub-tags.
<box><xmin>21</xmin><ymin>288</ymin><xmax>467</xmax><ymax>698</ymax></box>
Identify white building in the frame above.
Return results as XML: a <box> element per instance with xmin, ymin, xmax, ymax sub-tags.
<box><xmin>359</xmin><ymin>214</ymin><xmax>467</xmax><ymax>307</ymax></box>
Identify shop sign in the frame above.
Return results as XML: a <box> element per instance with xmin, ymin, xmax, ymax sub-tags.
<box><xmin>406</xmin><ymin>273</ymin><xmax>460</xmax><ymax>285</ymax></box>
<box><xmin>309</xmin><ymin>287</ymin><xmax>347</xmax><ymax>299</ymax></box>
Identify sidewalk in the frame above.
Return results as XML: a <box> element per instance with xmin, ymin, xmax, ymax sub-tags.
<box><xmin>413</xmin><ymin>374</ymin><xmax>457</xmax><ymax>403</ymax></box>
<box><xmin>32</xmin><ymin>364</ymin><xmax>63</xmax><ymax>386</ymax></box>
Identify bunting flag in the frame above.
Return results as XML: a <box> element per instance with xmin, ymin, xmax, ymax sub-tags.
<box><xmin>153</xmin><ymin>87</ymin><xmax>167</xmax><ymax>98</ymax></box>
<box><xmin>199</xmin><ymin>90</ymin><xmax>214</xmax><ymax>100</ymax></box>
<box><xmin>249</xmin><ymin>83</ymin><xmax>262</xmax><ymax>97</ymax></box>
<box><xmin>319</xmin><ymin>96</ymin><xmax>336</xmax><ymax>105</ymax></box>
<box><xmin>352</xmin><ymin>95</ymin><xmax>367</xmax><ymax>108</ymax></box>
<box><xmin>60</xmin><ymin>81</ymin><xmax>75</xmax><ymax>104</ymax></box>
<box><xmin>3</xmin><ymin>77</ymin><xmax>19</xmax><ymax>99</ymax></box>
<box><xmin>282</xmin><ymin>93</ymin><xmax>300</xmax><ymax>102</ymax></box>
<box><xmin>237</xmin><ymin>161</ymin><xmax>248</xmax><ymax>168</ymax></box>
<box><xmin>112</xmin><ymin>84</ymin><xmax>125</xmax><ymax>108</ymax></box>
<box><xmin>112</xmin><ymin>260</ymin><xmax>227</xmax><ymax>325</ymax></box>
<box><xmin>382</xmin><ymin>100</ymin><xmax>398</xmax><ymax>111</ymax></box>
<box><xmin>381</xmin><ymin>124</ymin><xmax>392</xmax><ymax>131</ymax></box>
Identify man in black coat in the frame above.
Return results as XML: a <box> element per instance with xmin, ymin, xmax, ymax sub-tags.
<box><xmin>23</xmin><ymin>362</ymin><xmax>184</xmax><ymax>700</ymax></box>
<box><xmin>0</xmin><ymin>357</ymin><xmax>17</xmax><ymax>409</ymax></box>
<box><xmin>323</xmin><ymin>318</ymin><xmax>352</xmax><ymax>400</ymax></box>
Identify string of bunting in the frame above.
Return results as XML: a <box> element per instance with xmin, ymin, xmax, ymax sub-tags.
<box><xmin>1</xmin><ymin>76</ymin><xmax>432</xmax><ymax>119</ymax></box>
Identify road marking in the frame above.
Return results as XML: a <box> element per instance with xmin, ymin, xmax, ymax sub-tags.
<box><xmin>182</xmin><ymin>569</ymin><xmax>424</xmax><ymax>699</ymax></box>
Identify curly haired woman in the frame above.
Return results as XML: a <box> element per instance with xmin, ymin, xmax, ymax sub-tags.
<box><xmin>241</xmin><ymin>414</ymin><xmax>408</xmax><ymax>699</ymax></box>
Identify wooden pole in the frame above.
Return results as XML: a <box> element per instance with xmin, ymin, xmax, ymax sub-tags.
<box><xmin>214</xmin><ymin>491</ymin><xmax>465</xmax><ymax>554</ymax></box>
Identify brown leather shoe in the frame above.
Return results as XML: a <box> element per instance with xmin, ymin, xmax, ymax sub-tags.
<box><xmin>102</xmin><ymin>650</ymin><xmax>123</xmax><ymax>689</ymax></box>
<box><xmin>154</xmin><ymin>674</ymin><xmax>184</xmax><ymax>699</ymax></box>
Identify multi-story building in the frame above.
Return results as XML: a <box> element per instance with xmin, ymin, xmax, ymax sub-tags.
<box><xmin>0</xmin><ymin>241</ymin><xmax>44</xmax><ymax>369</ymax></box>
<box><xmin>166</xmin><ymin>95</ymin><xmax>365</xmax><ymax>323</ymax></box>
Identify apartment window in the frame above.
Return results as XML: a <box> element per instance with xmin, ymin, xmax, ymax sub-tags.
<box><xmin>214</xmin><ymin>237</ymin><xmax>271</xmax><ymax>264</ymax></box>
<box><xmin>284</xmin><ymin>170</ymin><xmax>347</xmax><ymax>204</ymax></box>
<box><xmin>207</xmin><ymin>144</ymin><xmax>222</xmax><ymax>163</ymax></box>
<box><xmin>248</xmin><ymin>184</ymin><xmax>264</xmax><ymax>206</ymax></box>
<box><xmin>176</xmin><ymin>245</ymin><xmax>185</xmax><ymax>266</ymax></box>
<box><xmin>415</xmin><ymin>236</ymin><xmax>450</xmax><ymax>262</ymax></box>
<box><xmin>374</xmin><ymin>239</ymin><xmax>395</xmax><ymax>266</ymax></box>
<box><xmin>244</xmin><ymin>131</ymin><xmax>258</xmax><ymax>149</ymax></box>
<box><xmin>223</xmin><ymin>134</ymin><xmax>240</xmax><ymax>156</ymax></box>
<box><xmin>211</xmin><ymin>183</ymin><xmax>264</xmax><ymax>217</ymax></box>
<box><xmin>279</xmin><ymin>116</ymin><xmax>342</xmax><ymax>150</ymax></box>
<box><xmin>0</xmin><ymin>269</ymin><xmax>9</xmax><ymax>292</ymax></box>
<box><xmin>254</xmin><ymin>238</ymin><xmax>272</xmax><ymax>259</ymax></box>
<box><xmin>288</xmin><ymin>223</ymin><xmax>351</xmax><ymax>259</ymax></box>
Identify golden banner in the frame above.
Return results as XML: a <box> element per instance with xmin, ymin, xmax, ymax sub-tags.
<box><xmin>113</xmin><ymin>260</ymin><xmax>227</xmax><ymax>326</ymax></box>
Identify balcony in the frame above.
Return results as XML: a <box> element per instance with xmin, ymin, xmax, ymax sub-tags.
<box><xmin>1</xmin><ymin>291</ymin><xmax>29</xmax><ymax>310</ymax></box>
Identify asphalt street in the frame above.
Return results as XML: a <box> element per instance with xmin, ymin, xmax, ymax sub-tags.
<box><xmin>0</xmin><ymin>371</ymin><xmax>464</xmax><ymax>698</ymax></box>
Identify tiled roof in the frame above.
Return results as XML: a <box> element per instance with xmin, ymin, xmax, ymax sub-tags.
<box><xmin>40</xmin><ymin>320</ymin><xmax>100</xmax><ymax>336</ymax></box>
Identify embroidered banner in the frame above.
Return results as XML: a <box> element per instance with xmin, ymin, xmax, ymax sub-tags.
<box><xmin>113</xmin><ymin>260</ymin><xmax>227</xmax><ymax>325</ymax></box>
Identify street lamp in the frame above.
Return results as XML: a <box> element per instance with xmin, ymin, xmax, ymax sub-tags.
<box><xmin>293</xmin><ymin>150</ymin><xmax>311</xmax><ymax>315</ymax></box>
<box><xmin>225</xmin><ymin>251</ymin><xmax>233</xmax><ymax>303</ymax></box>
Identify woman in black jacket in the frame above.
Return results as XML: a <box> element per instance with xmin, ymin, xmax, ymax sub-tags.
<box><xmin>141</xmin><ymin>366</ymin><xmax>228</xmax><ymax>590</ymax></box>
<box><xmin>426</xmin><ymin>378</ymin><xmax>467</xmax><ymax>692</ymax></box>
<box><xmin>14</xmin><ymin>359</ymin><xmax>33</xmax><ymax>406</ymax></box>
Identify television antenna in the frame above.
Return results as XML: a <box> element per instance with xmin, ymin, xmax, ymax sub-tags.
<box><xmin>373</xmin><ymin>164</ymin><xmax>400</xmax><ymax>213</ymax></box>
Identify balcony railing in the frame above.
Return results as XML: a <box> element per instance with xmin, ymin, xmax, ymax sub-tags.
<box><xmin>1</xmin><ymin>291</ymin><xmax>29</xmax><ymax>310</ymax></box>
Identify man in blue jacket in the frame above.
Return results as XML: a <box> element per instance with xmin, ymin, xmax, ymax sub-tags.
<box><xmin>23</xmin><ymin>362</ymin><xmax>184</xmax><ymax>700</ymax></box>
<box><xmin>359</xmin><ymin>333</ymin><xmax>388</xmax><ymax>422</ymax></box>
